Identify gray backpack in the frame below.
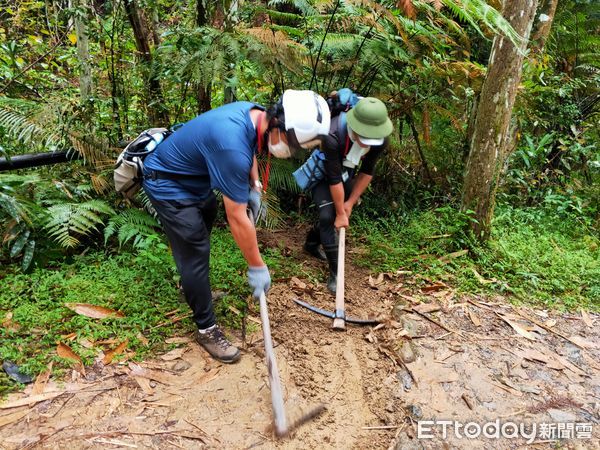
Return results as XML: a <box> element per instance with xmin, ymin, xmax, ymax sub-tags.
<box><xmin>114</xmin><ymin>128</ymin><xmax>171</xmax><ymax>198</ymax></box>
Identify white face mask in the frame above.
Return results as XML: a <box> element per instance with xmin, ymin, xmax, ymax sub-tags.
<box><xmin>347</xmin><ymin>124</ymin><xmax>357</xmax><ymax>142</ymax></box>
<box><xmin>268</xmin><ymin>130</ymin><xmax>292</xmax><ymax>159</ymax></box>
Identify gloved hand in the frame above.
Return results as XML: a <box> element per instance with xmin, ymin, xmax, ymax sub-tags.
<box><xmin>247</xmin><ymin>265</ymin><xmax>271</xmax><ymax>299</ymax></box>
<box><xmin>247</xmin><ymin>188</ymin><xmax>262</xmax><ymax>225</ymax></box>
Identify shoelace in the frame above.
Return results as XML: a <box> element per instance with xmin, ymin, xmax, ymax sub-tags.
<box><xmin>209</xmin><ymin>327</ymin><xmax>231</xmax><ymax>350</ymax></box>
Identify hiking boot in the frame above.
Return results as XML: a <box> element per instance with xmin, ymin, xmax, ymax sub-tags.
<box><xmin>194</xmin><ymin>325</ymin><xmax>241</xmax><ymax>363</ymax></box>
<box><xmin>327</xmin><ymin>273</ymin><xmax>337</xmax><ymax>294</ymax></box>
<box><xmin>303</xmin><ymin>242</ymin><xmax>327</xmax><ymax>260</ymax></box>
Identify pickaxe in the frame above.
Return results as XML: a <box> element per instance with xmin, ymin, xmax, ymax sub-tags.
<box><xmin>294</xmin><ymin>227</ymin><xmax>380</xmax><ymax>327</ymax></box>
<box><xmin>259</xmin><ymin>290</ymin><xmax>325</xmax><ymax>436</ymax></box>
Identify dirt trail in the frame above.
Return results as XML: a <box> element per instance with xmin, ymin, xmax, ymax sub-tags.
<box><xmin>1</xmin><ymin>226</ymin><xmax>599</xmax><ymax>449</ymax></box>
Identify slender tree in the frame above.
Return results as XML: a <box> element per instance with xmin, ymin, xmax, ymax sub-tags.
<box><xmin>74</xmin><ymin>0</ymin><xmax>93</xmax><ymax>106</ymax></box>
<box><xmin>461</xmin><ymin>0</ymin><xmax>539</xmax><ymax>241</ymax></box>
<box><xmin>531</xmin><ymin>0</ymin><xmax>559</xmax><ymax>52</ymax></box>
<box><xmin>123</xmin><ymin>0</ymin><xmax>169</xmax><ymax>125</ymax></box>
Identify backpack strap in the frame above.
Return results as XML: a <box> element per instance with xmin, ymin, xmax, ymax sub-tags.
<box><xmin>339</xmin><ymin>112</ymin><xmax>351</xmax><ymax>157</ymax></box>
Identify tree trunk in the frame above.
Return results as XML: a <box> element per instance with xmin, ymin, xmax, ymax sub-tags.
<box><xmin>461</xmin><ymin>0</ymin><xmax>539</xmax><ymax>241</ymax></box>
<box><xmin>74</xmin><ymin>0</ymin><xmax>93</xmax><ymax>106</ymax></box>
<box><xmin>124</xmin><ymin>0</ymin><xmax>169</xmax><ymax>125</ymax></box>
<box><xmin>196</xmin><ymin>82</ymin><xmax>212</xmax><ymax>114</ymax></box>
<box><xmin>223</xmin><ymin>0</ymin><xmax>239</xmax><ymax>104</ymax></box>
<box><xmin>531</xmin><ymin>0</ymin><xmax>559</xmax><ymax>52</ymax></box>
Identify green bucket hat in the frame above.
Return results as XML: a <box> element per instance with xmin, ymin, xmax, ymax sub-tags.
<box><xmin>346</xmin><ymin>97</ymin><xmax>393</xmax><ymax>139</ymax></box>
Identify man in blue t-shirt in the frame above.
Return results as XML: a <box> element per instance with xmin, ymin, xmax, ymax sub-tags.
<box><xmin>143</xmin><ymin>90</ymin><xmax>330</xmax><ymax>363</ymax></box>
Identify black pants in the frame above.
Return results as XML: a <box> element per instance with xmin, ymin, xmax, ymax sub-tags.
<box><xmin>147</xmin><ymin>193</ymin><xmax>218</xmax><ymax>329</ymax></box>
<box><xmin>308</xmin><ymin>176</ymin><xmax>354</xmax><ymax>248</ymax></box>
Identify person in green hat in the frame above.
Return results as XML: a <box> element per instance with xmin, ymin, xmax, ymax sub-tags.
<box><xmin>303</xmin><ymin>92</ymin><xmax>393</xmax><ymax>293</ymax></box>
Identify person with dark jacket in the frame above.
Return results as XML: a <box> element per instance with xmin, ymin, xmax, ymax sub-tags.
<box><xmin>304</xmin><ymin>95</ymin><xmax>393</xmax><ymax>293</ymax></box>
<box><xmin>142</xmin><ymin>90</ymin><xmax>331</xmax><ymax>363</ymax></box>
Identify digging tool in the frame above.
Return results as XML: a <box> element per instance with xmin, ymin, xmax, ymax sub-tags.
<box><xmin>294</xmin><ymin>227</ymin><xmax>381</xmax><ymax>327</ymax></box>
<box><xmin>258</xmin><ymin>291</ymin><xmax>325</xmax><ymax>437</ymax></box>
<box><xmin>332</xmin><ymin>227</ymin><xmax>346</xmax><ymax>330</ymax></box>
<box><xmin>293</xmin><ymin>298</ymin><xmax>381</xmax><ymax>325</ymax></box>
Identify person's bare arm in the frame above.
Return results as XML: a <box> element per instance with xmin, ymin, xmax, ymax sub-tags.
<box><xmin>223</xmin><ymin>195</ymin><xmax>264</xmax><ymax>267</ymax></box>
<box><xmin>329</xmin><ymin>182</ymin><xmax>349</xmax><ymax>229</ymax></box>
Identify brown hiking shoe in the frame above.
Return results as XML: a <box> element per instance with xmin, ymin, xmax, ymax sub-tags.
<box><xmin>194</xmin><ymin>325</ymin><xmax>241</xmax><ymax>364</ymax></box>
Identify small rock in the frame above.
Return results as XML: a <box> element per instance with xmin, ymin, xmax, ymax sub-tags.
<box><xmin>406</xmin><ymin>404</ymin><xmax>423</xmax><ymax>419</ymax></box>
<box><xmin>398</xmin><ymin>370</ymin><xmax>412</xmax><ymax>391</ymax></box>
<box><xmin>483</xmin><ymin>402</ymin><xmax>497</xmax><ymax>411</ymax></box>
<box><xmin>399</xmin><ymin>341</ymin><xmax>417</xmax><ymax>363</ymax></box>
<box><xmin>400</xmin><ymin>317</ymin><xmax>420</xmax><ymax>338</ymax></box>
<box><xmin>171</xmin><ymin>360</ymin><xmax>192</xmax><ymax>372</ymax></box>
<box><xmin>565</xmin><ymin>343</ymin><xmax>584</xmax><ymax>366</ymax></box>
<box><xmin>392</xmin><ymin>302</ymin><xmax>409</xmax><ymax>320</ymax></box>
<box><xmin>548</xmin><ymin>409</ymin><xmax>577</xmax><ymax>422</ymax></box>
<box><xmin>521</xmin><ymin>360</ymin><xmax>530</xmax><ymax>369</ymax></box>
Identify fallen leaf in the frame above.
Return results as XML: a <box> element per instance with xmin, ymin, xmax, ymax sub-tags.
<box><xmin>369</xmin><ymin>273</ymin><xmax>385</xmax><ymax>288</ymax></box>
<box><xmin>2</xmin><ymin>312</ymin><xmax>20</xmax><ymax>332</ymax></box>
<box><xmin>136</xmin><ymin>333</ymin><xmax>149</xmax><ymax>346</ymax></box>
<box><xmin>395</xmin><ymin>270</ymin><xmax>412</xmax><ymax>276</ymax></box>
<box><xmin>79</xmin><ymin>338</ymin><xmax>95</xmax><ymax>349</ymax></box>
<box><xmin>567</xmin><ymin>335</ymin><xmax>597</xmax><ymax>349</ymax></box>
<box><xmin>0</xmin><ymin>391</ymin><xmax>67</xmax><ymax>409</ymax></box>
<box><xmin>165</xmin><ymin>337</ymin><xmax>193</xmax><ymax>344</ymax></box>
<box><xmin>65</xmin><ymin>303</ymin><xmax>124</xmax><ymax>319</ymax></box>
<box><xmin>128</xmin><ymin>362</ymin><xmax>173</xmax><ymax>385</ymax></box>
<box><xmin>581</xmin><ymin>309</ymin><xmax>593</xmax><ymax>328</ymax></box>
<box><xmin>102</xmin><ymin>340</ymin><xmax>129</xmax><ymax>365</ymax></box>
<box><xmin>133</xmin><ymin>376</ymin><xmax>154</xmax><ymax>395</ymax></box>
<box><xmin>413</xmin><ymin>303</ymin><xmax>441</xmax><ymax>314</ymax></box>
<box><xmin>438</xmin><ymin>249</ymin><xmax>468</xmax><ymax>263</ymax></box>
<box><xmin>31</xmin><ymin>362</ymin><xmax>53</xmax><ymax>395</ymax></box>
<box><xmin>421</xmin><ymin>282</ymin><xmax>447</xmax><ymax>293</ymax></box>
<box><xmin>468</xmin><ymin>308</ymin><xmax>481</xmax><ymax>327</ymax></box>
<box><xmin>470</xmin><ymin>268</ymin><xmax>495</xmax><ymax>284</ymax></box>
<box><xmin>0</xmin><ymin>409</ymin><xmax>30</xmax><ymax>427</ymax></box>
<box><xmin>497</xmin><ymin>315</ymin><xmax>536</xmax><ymax>340</ymax></box>
<box><xmin>290</xmin><ymin>277</ymin><xmax>307</xmax><ymax>290</ymax></box>
<box><xmin>160</xmin><ymin>347</ymin><xmax>186</xmax><ymax>361</ymax></box>
<box><xmin>56</xmin><ymin>342</ymin><xmax>85</xmax><ymax>375</ymax></box>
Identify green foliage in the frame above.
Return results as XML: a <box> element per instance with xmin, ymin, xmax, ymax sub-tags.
<box><xmin>104</xmin><ymin>208</ymin><xmax>160</xmax><ymax>248</ymax></box>
<box><xmin>0</xmin><ymin>226</ymin><xmax>292</xmax><ymax>392</ymax></box>
<box><xmin>353</xmin><ymin>205</ymin><xmax>599</xmax><ymax>310</ymax></box>
<box><xmin>44</xmin><ymin>200</ymin><xmax>115</xmax><ymax>248</ymax></box>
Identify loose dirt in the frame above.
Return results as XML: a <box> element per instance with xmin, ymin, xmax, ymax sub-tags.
<box><xmin>1</xmin><ymin>225</ymin><xmax>598</xmax><ymax>449</ymax></box>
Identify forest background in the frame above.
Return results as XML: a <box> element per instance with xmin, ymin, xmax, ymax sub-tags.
<box><xmin>0</xmin><ymin>0</ymin><xmax>598</xmax><ymax>390</ymax></box>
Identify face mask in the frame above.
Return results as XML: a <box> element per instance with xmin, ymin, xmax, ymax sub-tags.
<box><xmin>347</xmin><ymin>124</ymin><xmax>357</xmax><ymax>142</ymax></box>
<box><xmin>268</xmin><ymin>130</ymin><xmax>292</xmax><ymax>159</ymax></box>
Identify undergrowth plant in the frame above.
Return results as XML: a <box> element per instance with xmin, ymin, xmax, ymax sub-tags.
<box><xmin>353</xmin><ymin>204</ymin><xmax>600</xmax><ymax>311</ymax></box>
<box><xmin>0</xmin><ymin>227</ymin><xmax>291</xmax><ymax>394</ymax></box>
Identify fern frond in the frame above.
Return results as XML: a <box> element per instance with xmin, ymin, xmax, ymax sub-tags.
<box><xmin>0</xmin><ymin>97</ymin><xmax>61</xmax><ymax>150</ymax></box>
<box><xmin>44</xmin><ymin>200</ymin><xmax>114</xmax><ymax>248</ymax></box>
<box><xmin>104</xmin><ymin>208</ymin><xmax>160</xmax><ymax>248</ymax></box>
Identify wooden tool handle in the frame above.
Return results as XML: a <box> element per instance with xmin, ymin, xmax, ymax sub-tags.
<box><xmin>332</xmin><ymin>227</ymin><xmax>346</xmax><ymax>330</ymax></box>
<box><xmin>259</xmin><ymin>291</ymin><xmax>288</xmax><ymax>436</ymax></box>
